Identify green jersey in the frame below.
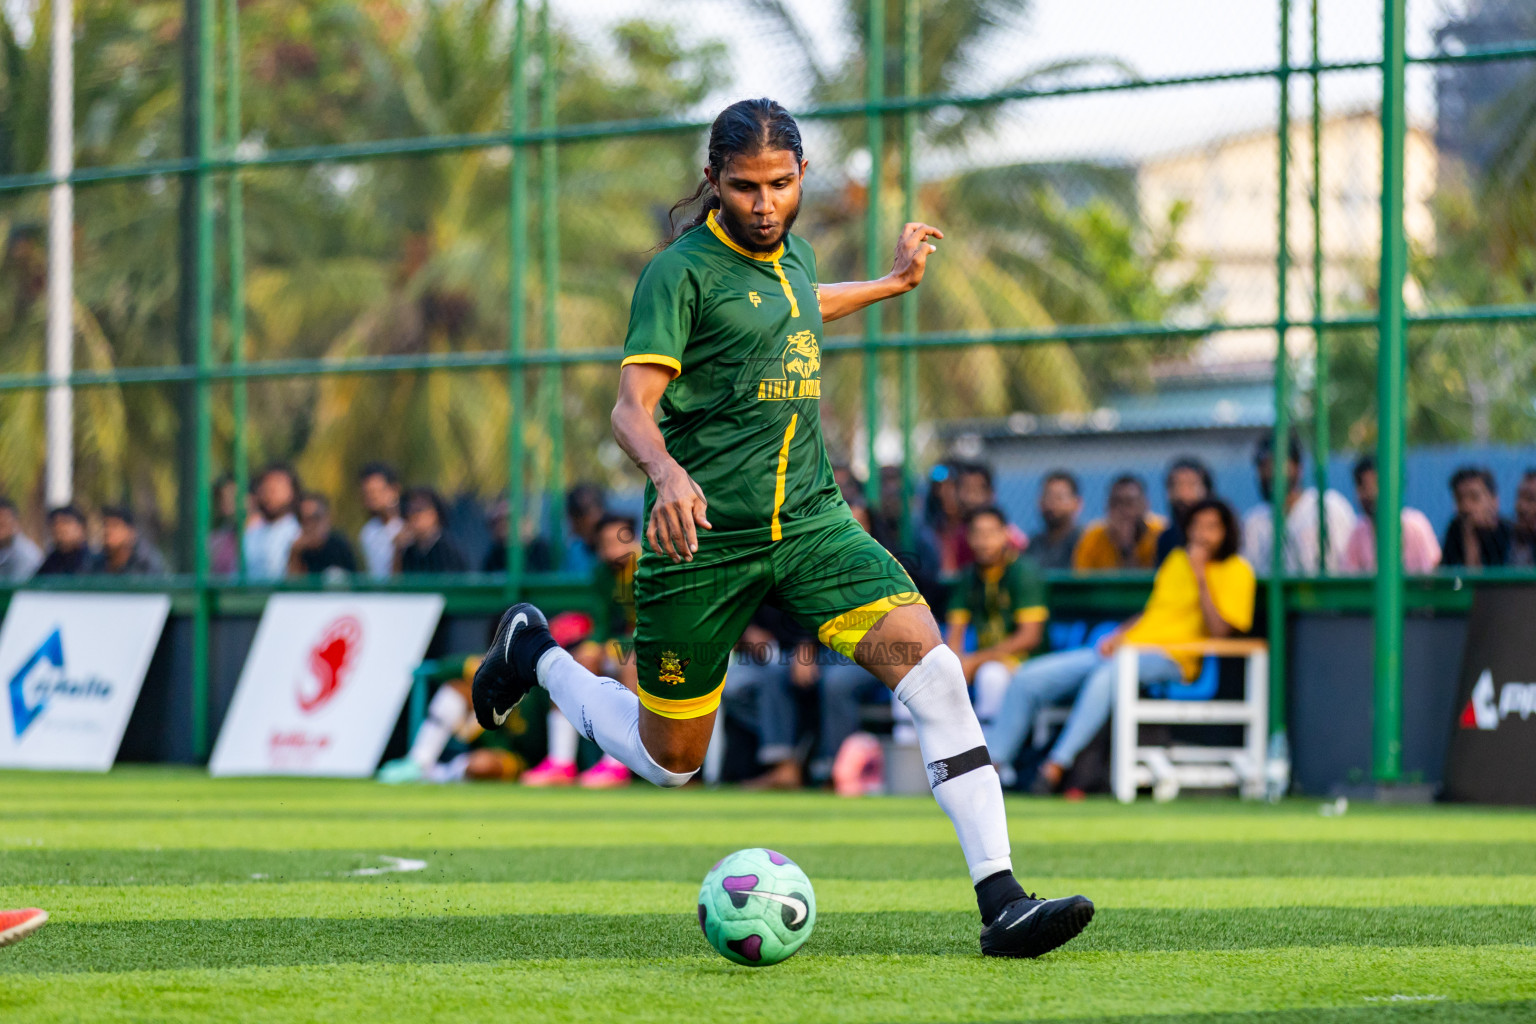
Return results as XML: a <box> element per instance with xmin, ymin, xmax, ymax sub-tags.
<box><xmin>622</xmin><ymin>209</ymin><xmax>843</xmax><ymax>545</ymax></box>
<box><xmin>946</xmin><ymin>553</ymin><xmax>1048</xmax><ymax>652</ymax></box>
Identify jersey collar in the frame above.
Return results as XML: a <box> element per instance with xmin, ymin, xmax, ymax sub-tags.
<box><xmin>706</xmin><ymin>209</ymin><xmax>786</xmax><ymax>262</ymax></box>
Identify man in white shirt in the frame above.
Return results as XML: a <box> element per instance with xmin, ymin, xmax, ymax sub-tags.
<box><xmin>357</xmin><ymin>462</ymin><xmax>404</xmax><ymax>580</ymax></box>
<box><xmin>241</xmin><ymin>464</ymin><xmax>302</xmax><ymax>581</ymax></box>
<box><xmin>0</xmin><ymin>498</ymin><xmax>43</xmax><ymax>582</ymax></box>
<box><xmin>1241</xmin><ymin>433</ymin><xmax>1356</xmax><ymax>575</ymax></box>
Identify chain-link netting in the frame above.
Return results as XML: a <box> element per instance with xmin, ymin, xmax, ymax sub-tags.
<box><xmin>0</xmin><ymin>0</ymin><xmax>1532</xmax><ymax>582</ymax></box>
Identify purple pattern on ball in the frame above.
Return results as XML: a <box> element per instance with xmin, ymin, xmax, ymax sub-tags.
<box><xmin>711</xmin><ymin>858</ymin><xmax>725</xmax><ymax>871</ymax></box>
<box><xmin>765</xmin><ymin>849</ymin><xmax>789</xmax><ymax>866</ymax></box>
<box><xmin>697</xmin><ymin>904</ymin><xmax>707</xmax><ymax>933</ymax></box>
<box><xmin>722</xmin><ymin>874</ymin><xmax>759</xmax><ymax>893</ymax></box>
<box><xmin>726</xmin><ymin>934</ymin><xmax>764</xmax><ymax>962</ymax></box>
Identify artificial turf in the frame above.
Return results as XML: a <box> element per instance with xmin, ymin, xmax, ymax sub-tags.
<box><xmin>1</xmin><ymin>769</ymin><xmax>1532</xmax><ymax>1023</ymax></box>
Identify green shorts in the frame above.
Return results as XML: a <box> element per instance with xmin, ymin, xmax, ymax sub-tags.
<box><xmin>632</xmin><ymin>509</ymin><xmax>926</xmax><ymax>719</ymax></box>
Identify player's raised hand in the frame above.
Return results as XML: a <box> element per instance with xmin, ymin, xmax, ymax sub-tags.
<box><xmin>889</xmin><ymin>222</ymin><xmax>943</xmax><ymax>291</ymax></box>
<box><xmin>647</xmin><ymin>466</ymin><xmax>712</xmax><ymax>563</ymax></box>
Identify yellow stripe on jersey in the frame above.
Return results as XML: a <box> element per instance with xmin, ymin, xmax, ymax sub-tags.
<box><xmin>770</xmin><ymin>413</ymin><xmax>799</xmax><ymax>542</ymax></box>
<box><xmin>770</xmin><ymin>259</ymin><xmax>800</xmax><ymax>317</ymax></box>
<box><xmin>620</xmin><ymin>353</ymin><xmax>682</xmax><ymax>377</ymax></box>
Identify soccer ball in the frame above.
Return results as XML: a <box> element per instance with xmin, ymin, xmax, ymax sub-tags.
<box><xmin>697</xmin><ymin>848</ymin><xmax>817</xmax><ymax>966</ymax></box>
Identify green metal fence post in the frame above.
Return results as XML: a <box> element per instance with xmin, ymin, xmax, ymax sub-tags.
<box><xmin>506</xmin><ymin>0</ymin><xmax>529</xmax><ymax>597</ymax></box>
<box><xmin>862</xmin><ymin>0</ymin><xmax>885</xmax><ymax>508</ymax></box>
<box><xmin>225</xmin><ymin>0</ymin><xmax>247</xmax><ymax>580</ymax></box>
<box><xmin>898</xmin><ymin>0</ymin><xmax>919</xmax><ymax>554</ymax></box>
<box><xmin>191</xmin><ymin>0</ymin><xmax>218</xmax><ymax>759</ymax></box>
<box><xmin>1374</xmin><ymin>0</ymin><xmax>1408</xmax><ymax>782</ymax></box>
<box><xmin>539</xmin><ymin>0</ymin><xmax>564</xmax><ymax>568</ymax></box>
<box><xmin>1310</xmin><ymin>0</ymin><xmax>1328</xmax><ymax>560</ymax></box>
<box><xmin>1268</xmin><ymin>0</ymin><xmax>1292</xmax><ymax>738</ymax></box>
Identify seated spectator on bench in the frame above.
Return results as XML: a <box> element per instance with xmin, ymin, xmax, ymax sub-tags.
<box><xmin>1441</xmin><ymin>465</ymin><xmax>1514</xmax><ymax>569</ymax></box>
<box><xmin>99</xmin><ymin>506</ymin><xmax>166</xmax><ymax>576</ymax></box>
<box><xmin>944</xmin><ymin>506</ymin><xmax>1047</xmax><ymax>725</ymax></box>
<box><xmin>1340</xmin><ymin>454</ymin><xmax>1440</xmax><ymax>574</ymax></box>
<box><xmin>288</xmin><ymin>493</ymin><xmax>358</xmax><ymax>579</ymax></box>
<box><xmin>985</xmin><ymin>498</ymin><xmax>1254</xmax><ymax>795</ymax></box>
<box><xmin>1513</xmin><ymin>470</ymin><xmax>1536</xmax><ymax>568</ymax></box>
<box><xmin>396</xmin><ymin>487</ymin><xmax>468</xmax><ymax>574</ymax></box>
<box><xmin>1073</xmin><ymin>475</ymin><xmax>1165</xmax><ymax>571</ymax></box>
<box><xmin>36</xmin><ymin>506</ymin><xmax>96</xmax><ymax>576</ymax></box>
<box><xmin>0</xmin><ymin>497</ymin><xmax>44</xmax><ymax>582</ymax></box>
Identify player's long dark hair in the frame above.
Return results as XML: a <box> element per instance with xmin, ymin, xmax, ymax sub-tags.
<box><xmin>664</xmin><ymin>98</ymin><xmax>804</xmax><ymax>247</ymax></box>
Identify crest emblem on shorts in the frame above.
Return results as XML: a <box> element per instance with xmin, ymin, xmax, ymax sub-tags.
<box><xmin>757</xmin><ymin>330</ymin><xmax>822</xmax><ymax>400</ymax></box>
<box><xmin>659</xmin><ymin>649</ymin><xmax>689</xmax><ymax>686</ymax></box>
<box><xmin>749</xmin><ymin>291</ymin><xmax>762</xmax><ymax>307</ymax></box>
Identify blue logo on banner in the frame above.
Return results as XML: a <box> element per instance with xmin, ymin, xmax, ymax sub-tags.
<box><xmin>7</xmin><ymin>628</ymin><xmax>111</xmax><ymax>738</ymax></box>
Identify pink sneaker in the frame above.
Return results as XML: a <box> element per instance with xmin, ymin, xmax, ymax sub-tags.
<box><xmin>0</xmin><ymin>908</ymin><xmax>47</xmax><ymax>947</ymax></box>
<box><xmin>521</xmin><ymin>757</ymin><xmax>577</xmax><ymax>787</ymax></box>
<box><xmin>578</xmin><ymin>756</ymin><xmax>631</xmax><ymax>789</ymax></box>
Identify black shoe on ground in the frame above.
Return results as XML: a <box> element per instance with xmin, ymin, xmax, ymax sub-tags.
<box><xmin>472</xmin><ymin>603</ymin><xmax>557</xmax><ymax>730</ymax></box>
<box><xmin>979</xmin><ymin>893</ymin><xmax>1094</xmax><ymax>959</ymax></box>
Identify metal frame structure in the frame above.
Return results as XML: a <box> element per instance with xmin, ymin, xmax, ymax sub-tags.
<box><xmin>1</xmin><ymin>2</ymin><xmax>1535</xmax><ymax>776</ymax></box>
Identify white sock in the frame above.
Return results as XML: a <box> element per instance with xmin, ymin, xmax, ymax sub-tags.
<box><xmin>894</xmin><ymin>644</ymin><xmax>1013</xmax><ymax>884</ymax></box>
<box><xmin>536</xmin><ymin>647</ymin><xmax>695</xmax><ymax>788</ymax></box>
<box><xmin>409</xmin><ymin>685</ymin><xmax>467</xmax><ymax>768</ymax></box>
<box><xmin>546</xmin><ymin>708</ymin><xmax>578</xmax><ymax>765</ymax></box>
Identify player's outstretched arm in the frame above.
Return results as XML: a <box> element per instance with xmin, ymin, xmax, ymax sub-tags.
<box><xmin>818</xmin><ymin>221</ymin><xmax>943</xmax><ymax>323</ymax></box>
<box><xmin>611</xmin><ymin>363</ymin><xmax>712</xmax><ymax>563</ymax></box>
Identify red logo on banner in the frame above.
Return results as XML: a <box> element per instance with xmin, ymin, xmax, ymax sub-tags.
<box><xmin>297</xmin><ymin>616</ymin><xmax>362</xmax><ymax>713</ymax></box>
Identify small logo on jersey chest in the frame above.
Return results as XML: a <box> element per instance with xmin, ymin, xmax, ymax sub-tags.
<box><xmin>748</xmin><ymin>291</ymin><xmax>762</xmax><ymax>307</ymax></box>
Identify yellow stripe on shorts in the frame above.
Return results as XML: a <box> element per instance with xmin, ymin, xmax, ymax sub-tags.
<box><xmin>639</xmin><ymin>678</ymin><xmax>726</xmax><ymax>720</ymax></box>
<box><xmin>818</xmin><ymin>592</ymin><xmax>928</xmax><ymax>660</ymax></box>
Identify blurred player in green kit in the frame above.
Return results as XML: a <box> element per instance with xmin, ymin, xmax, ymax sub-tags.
<box><xmin>473</xmin><ymin>98</ymin><xmax>1092</xmax><ymax>958</ymax></box>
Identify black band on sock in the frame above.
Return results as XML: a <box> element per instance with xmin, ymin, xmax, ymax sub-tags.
<box><xmin>975</xmin><ymin>869</ymin><xmax>1027</xmax><ymax>926</ymax></box>
<box><xmin>926</xmin><ymin>745</ymin><xmax>991</xmax><ymax>788</ymax></box>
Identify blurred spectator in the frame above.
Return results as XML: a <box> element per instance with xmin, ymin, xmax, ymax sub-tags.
<box><xmin>923</xmin><ymin>463</ymin><xmax>966</xmax><ymax>575</ymax></box>
<box><xmin>357</xmin><ymin>462</ymin><xmax>403</xmax><ymax>580</ymax></box>
<box><xmin>1441</xmin><ymin>465</ymin><xmax>1514</xmax><ymax>569</ymax></box>
<box><xmin>872</xmin><ymin>465</ymin><xmax>908</xmax><ymax>547</ymax></box>
<box><xmin>0</xmin><ymin>497</ymin><xmax>43</xmax><ymax>582</ymax></box>
<box><xmin>1512</xmin><ymin>470</ymin><xmax>1536</xmax><ymax>568</ymax></box>
<box><xmin>562</xmin><ymin>483</ymin><xmax>606</xmax><ymax>574</ymax></box>
<box><xmin>1241</xmin><ymin>433</ymin><xmax>1355</xmax><ymax>575</ymax></box>
<box><xmin>482</xmin><ymin>498</ymin><xmax>512</xmax><ymax>573</ymax></box>
<box><xmin>1073</xmin><ymin>475</ymin><xmax>1165</xmax><ymax>571</ymax></box>
<box><xmin>243</xmin><ymin>464</ymin><xmax>302</xmax><ymax>581</ymax></box>
<box><xmin>98</xmin><ymin>506</ymin><xmax>166</xmax><ymax>576</ymax></box>
<box><xmin>724</xmin><ymin>605</ymin><xmax>815</xmax><ymax>790</ymax></box>
<box><xmin>207</xmin><ymin>474</ymin><xmax>240</xmax><ymax>576</ymax></box>
<box><xmin>1340</xmin><ymin>455</ymin><xmax>1440</xmax><ymax>574</ymax></box>
<box><xmin>396</xmin><ymin>487</ymin><xmax>468</xmax><ymax>573</ymax></box>
<box><xmin>1154</xmin><ymin>457</ymin><xmax>1213</xmax><ymax>567</ymax></box>
<box><xmin>288</xmin><ymin>494</ymin><xmax>357</xmax><ymax>578</ymax></box>
<box><xmin>36</xmin><ymin>506</ymin><xmax>96</xmax><ymax>576</ymax></box>
<box><xmin>523</xmin><ymin>483</ymin><xmax>607</xmax><ymax>573</ymax></box>
<box><xmin>988</xmin><ymin>498</ymin><xmax>1254</xmax><ymax>793</ymax></box>
<box><xmin>945</xmin><ymin>505</ymin><xmax>1046</xmax><ymax>690</ymax></box>
<box><xmin>1030</xmin><ymin>471</ymin><xmax>1083</xmax><ymax>571</ymax></box>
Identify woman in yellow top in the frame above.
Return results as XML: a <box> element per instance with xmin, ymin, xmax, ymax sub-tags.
<box><xmin>983</xmin><ymin>498</ymin><xmax>1255</xmax><ymax>793</ymax></box>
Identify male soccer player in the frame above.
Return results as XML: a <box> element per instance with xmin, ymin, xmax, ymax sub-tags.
<box><xmin>473</xmin><ymin>98</ymin><xmax>1093</xmax><ymax>958</ymax></box>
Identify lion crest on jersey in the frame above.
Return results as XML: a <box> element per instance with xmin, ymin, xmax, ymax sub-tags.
<box><xmin>658</xmin><ymin>649</ymin><xmax>689</xmax><ymax>686</ymax></box>
<box><xmin>758</xmin><ymin>330</ymin><xmax>823</xmax><ymax>400</ymax></box>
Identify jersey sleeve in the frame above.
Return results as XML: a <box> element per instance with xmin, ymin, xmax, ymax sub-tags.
<box><xmin>621</xmin><ymin>254</ymin><xmax>699</xmax><ymax>378</ymax></box>
<box><xmin>1010</xmin><ymin>559</ymin><xmax>1049</xmax><ymax>624</ymax></box>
